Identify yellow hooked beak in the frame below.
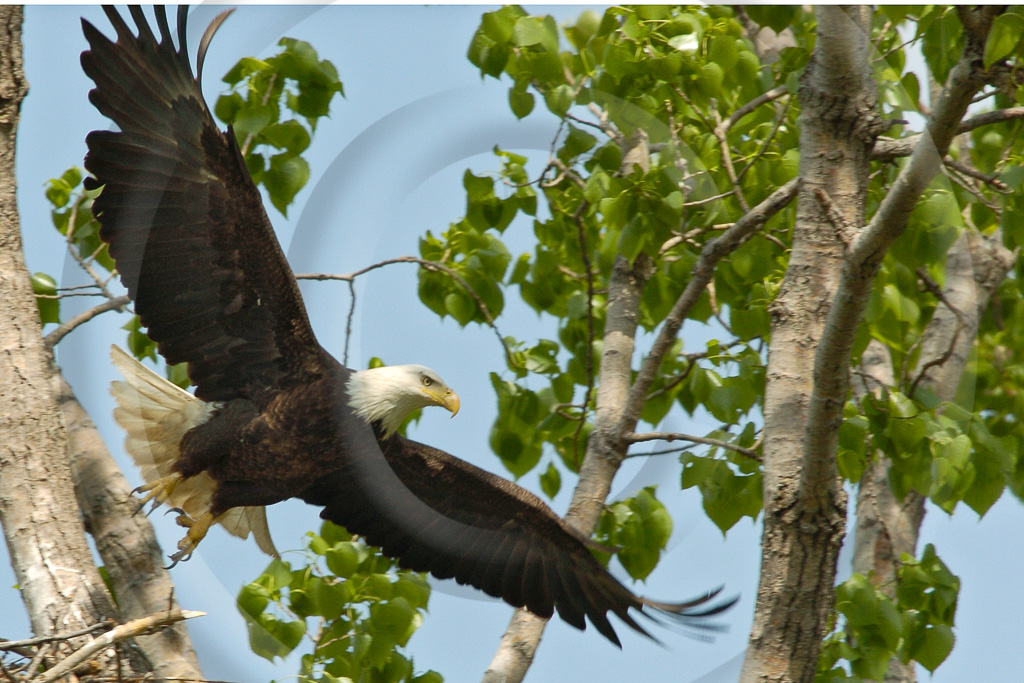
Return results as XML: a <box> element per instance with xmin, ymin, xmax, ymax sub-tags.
<box><xmin>423</xmin><ymin>385</ymin><xmax>460</xmax><ymax>417</ymax></box>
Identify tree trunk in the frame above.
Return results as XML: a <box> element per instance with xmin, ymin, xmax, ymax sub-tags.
<box><xmin>0</xmin><ymin>5</ymin><xmax>123</xmax><ymax>674</ymax></box>
<box><xmin>57</xmin><ymin>370</ymin><xmax>204</xmax><ymax>679</ymax></box>
<box><xmin>740</xmin><ymin>7</ymin><xmax>877</xmax><ymax>682</ymax></box>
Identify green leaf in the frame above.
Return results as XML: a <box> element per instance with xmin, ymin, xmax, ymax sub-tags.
<box><xmin>509</xmin><ymin>85</ymin><xmax>535</xmax><ymax>119</ymax></box>
<box><xmin>912</xmin><ymin>624</ymin><xmax>955</xmax><ymax>672</ymax></box>
<box><xmin>744</xmin><ymin>5</ymin><xmax>798</xmax><ymax>33</ymax></box>
<box><xmin>326</xmin><ymin>543</ymin><xmax>361</xmax><ymax>579</ymax></box>
<box><xmin>559</xmin><ymin>125</ymin><xmax>597</xmax><ymax>161</ymax></box>
<box><xmin>264</xmin><ymin>155</ymin><xmax>310</xmax><ymax>216</ymax></box>
<box><xmin>539</xmin><ymin>461</ymin><xmax>561</xmax><ymax>498</ymax></box>
<box><xmin>512</xmin><ymin>15</ymin><xmax>559</xmax><ymax>54</ymax></box>
<box><xmin>984</xmin><ymin>12</ymin><xmax>1024</xmax><ymax>68</ymax></box>
<box><xmin>31</xmin><ymin>272</ymin><xmax>59</xmax><ymax>325</ymax></box>
<box><xmin>544</xmin><ymin>84</ymin><xmax>574</xmax><ymax>117</ymax></box>
<box><xmin>232</xmin><ymin>104</ymin><xmax>275</xmax><ymax>141</ymax></box>
<box><xmin>262</xmin><ymin>120</ymin><xmax>311</xmax><ymax>155</ymax></box>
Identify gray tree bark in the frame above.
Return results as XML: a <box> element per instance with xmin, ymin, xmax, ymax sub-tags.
<box><xmin>740</xmin><ymin>8</ymin><xmax>879</xmax><ymax>682</ymax></box>
<box><xmin>0</xmin><ymin>5</ymin><xmax>122</xmax><ymax>673</ymax></box>
<box><xmin>742</xmin><ymin>7</ymin><xmax>999</xmax><ymax>682</ymax></box>
<box><xmin>0</xmin><ymin>7</ymin><xmax>203</xmax><ymax>679</ymax></box>
<box><xmin>852</xmin><ymin>228</ymin><xmax>1015</xmax><ymax>683</ymax></box>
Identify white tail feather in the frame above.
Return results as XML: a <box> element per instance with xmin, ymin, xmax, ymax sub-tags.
<box><xmin>109</xmin><ymin>345</ymin><xmax>278</xmax><ymax>557</ymax></box>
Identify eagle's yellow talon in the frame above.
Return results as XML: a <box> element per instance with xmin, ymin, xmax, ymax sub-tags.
<box><xmin>132</xmin><ymin>473</ymin><xmax>183</xmax><ymax>516</ymax></box>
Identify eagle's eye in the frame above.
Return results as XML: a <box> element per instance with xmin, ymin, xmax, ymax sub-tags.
<box><xmin>421</xmin><ymin>375</ymin><xmax>433</xmax><ymax>387</ymax></box>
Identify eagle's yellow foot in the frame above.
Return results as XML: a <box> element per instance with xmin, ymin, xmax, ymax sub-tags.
<box><xmin>132</xmin><ymin>473</ymin><xmax>183</xmax><ymax>516</ymax></box>
<box><xmin>165</xmin><ymin>510</ymin><xmax>218</xmax><ymax>569</ymax></box>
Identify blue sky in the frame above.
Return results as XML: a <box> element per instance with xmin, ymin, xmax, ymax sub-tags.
<box><xmin>6</xmin><ymin>5</ymin><xmax>1023</xmax><ymax>682</ymax></box>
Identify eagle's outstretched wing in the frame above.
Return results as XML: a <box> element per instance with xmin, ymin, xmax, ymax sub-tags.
<box><xmin>82</xmin><ymin>6</ymin><xmax>326</xmax><ymax>405</ymax></box>
<box><xmin>304</xmin><ymin>432</ymin><xmax>737</xmax><ymax>646</ymax></box>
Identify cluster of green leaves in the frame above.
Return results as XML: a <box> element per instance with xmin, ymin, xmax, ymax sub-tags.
<box><xmin>35</xmin><ymin>167</ymin><xmax>105</xmax><ymax>326</ymax></box>
<box><xmin>237</xmin><ymin>522</ymin><xmax>441</xmax><ymax>683</ymax></box>
<box><xmin>593</xmin><ymin>487</ymin><xmax>672</xmax><ymax>580</ymax></box>
<box><xmin>421</xmin><ymin>6</ymin><xmax>802</xmax><ymax>554</ymax></box>
<box><xmin>843</xmin><ymin>390</ymin><xmax>1017</xmax><ymax>517</ymax></box>
<box><xmin>818</xmin><ymin>544</ymin><xmax>960</xmax><ymax>681</ymax></box>
<box><xmin>215</xmin><ymin>37</ymin><xmax>344</xmax><ymax>215</ymax></box>
<box><xmin>679</xmin><ymin>423</ymin><xmax>762</xmax><ymax>533</ymax></box>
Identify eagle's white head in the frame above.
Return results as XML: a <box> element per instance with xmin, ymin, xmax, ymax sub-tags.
<box><xmin>346</xmin><ymin>364</ymin><xmax>460</xmax><ymax>436</ymax></box>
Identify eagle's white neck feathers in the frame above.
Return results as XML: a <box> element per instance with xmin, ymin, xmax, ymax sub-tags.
<box><xmin>346</xmin><ymin>364</ymin><xmax>458</xmax><ymax>436</ymax></box>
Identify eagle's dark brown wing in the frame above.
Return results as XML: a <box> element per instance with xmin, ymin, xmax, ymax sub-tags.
<box><xmin>304</xmin><ymin>431</ymin><xmax>736</xmax><ymax>646</ymax></box>
<box><xmin>82</xmin><ymin>6</ymin><xmax>324</xmax><ymax>403</ymax></box>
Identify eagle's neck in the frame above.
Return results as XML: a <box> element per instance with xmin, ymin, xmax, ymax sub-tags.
<box><xmin>346</xmin><ymin>367</ymin><xmax>423</xmax><ymax>437</ymax></box>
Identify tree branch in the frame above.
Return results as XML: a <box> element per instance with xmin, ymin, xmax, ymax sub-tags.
<box><xmin>802</xmin><ymin>11</ymin><xmax>995</xmax><ymax>507</ymax></box>
<box><xmin>621</xmin><ymin>178</ymin><xmax>799</xmax><ymax>433</ymax></box>
<box><xmin>43</xmin><ymin>295</ymin><xmax>130</xmax><ymax>349</ymax></box>
<box><xmin>34</xmin><ymin>609</ymin><xmax>204</xmax><ymax>683</ymax></box>
<box><xmin>626</xmin><ymin>431</ymin><xmax>761</xmax><ymax>461</ymax></box>
<box><xmin>297</xmin><ymin>256</ymin><xmax>516</xmax><ymax>368</ymax></box>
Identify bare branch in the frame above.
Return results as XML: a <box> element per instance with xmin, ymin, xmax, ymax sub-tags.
<box><xmin>908</xmin><ymin>268</ymin><xmax>965</xmax><ymax>397</ymax></box>
<box><xmin>34</xmin><ymin>609</ymin><xmax>204</xmax><ymax>683</ymax></box>
<box><xmin>873</xmin><ymin>107</ymin><xmax>1024</xmax><ymax>161</ymax></box>
<box><xmin>44</xmin><ymin>295</ymin><xmax>130</xmax><ymax>349</ymax></box>
<box><xmin>626</xmin><ymin>431</ymin><xmax>761</xmax><ymax>461</ymax></box>
<box><xmin>0</xmin><ymin>623</ymin><xmax>113</xmax><ymax>652</ymax></box>
<box><xmin>711</xmin><ymin>106</ymin><xmax>750</xmax><ymax>212</ymax></box>
<box><xmin>297</xmin><ymin>256</ymin><xmax>516</xmax><ymax>368</ymax></box>
<box><xmin>943</xmin><ymin>156</ymin><xmax>1009</xmax><ymax>192</ymax></box>
<box><xmin>722</xmin><ymin>85</ymin><xmax>789</xmax><ymax>133</ymax></box>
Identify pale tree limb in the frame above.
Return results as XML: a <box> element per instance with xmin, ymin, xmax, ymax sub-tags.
<box><xmin>33</xmin><ymin>609</ymin><xmax>204</xmax><ymax>683</ymax></box>
<box><xmin>803</xmin><ymin>5</ymin><xmax>998</xmax><ymax>512</ymax></box>
<box><xmin>54</xmin><ymin>370</ymin><xmax>204</xmax><ymax>680</ymax></box>
<box><xmin>482</xmin><ymin>133</ymin><xmax>655</xmax><ymax>683</ymax></box>
<box><xmin>43</xmin><ymin>295</ymin><xmax>130</xmax><ymax>349</ymax></box>
<box><xmin>740</xmin><ymin>7</ymin><xmax>881</xmax><ymax>682</ymax></box>
<box><xmin>0</xmin><ymin>9</ymin><xmax>128</xmax><ymax>680</ymax></box>
<box><xmin>625</xmin><ymin>431</ymin><xmax>761</xmax><ymax>462</ymax></box>
<box><xmin>483</xmin><ymin>111</ymin><xmax>799</xmax><ymax>682</ymax></box>
<box><xmin>852</xmin><ymin>228</ymin><xmax>1014</xmax><ymax>683</ymax></box>
<box><xmin>742</xmin><ymin>7</ymin><xmax>1001</xmax><ymax>683</ymax></box>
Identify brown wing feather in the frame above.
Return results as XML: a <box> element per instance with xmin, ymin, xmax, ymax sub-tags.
<box><xmin>82</xmin><ymin>6</ymin><xmax>323</xmax><ymax>403</ymax></box>
<box><xmin>304</xmin><ymin>433</ymin><xmax>735</xmax><ymax>646</ymax></box>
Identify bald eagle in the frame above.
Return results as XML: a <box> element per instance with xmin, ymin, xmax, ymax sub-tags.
<box><xmin>82</xmin><ymin>6</ymin><xmax>735</xmax><ymax>645</ymax></box>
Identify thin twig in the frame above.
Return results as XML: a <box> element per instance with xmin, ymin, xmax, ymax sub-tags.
<box><xmin>565</xmin><ymin>112</ymin><xmax>611</xmax><ymax>136</ymax></box>
<box><xmin>296</xmin><ymin>256</ymin><xmax>516</xmax><ymax>368</ymax></box>
<box><xmin>343</xmin><ymin>279</ymin><xmax>356</xmax><ymax>367</ymax></box>
<box><xmin>908</xmin><ymin>268</ymin><xmax>965</xmax><ymax>397</ymax></box>
<box><xmin>736</xmin><ymin>95</ymin><xmax>793</xmax><ymax>183</ymax></box>
<box><xmin>572</xmin><ymin>198</ymin><xmax>596</xmax><ymax>463</ymax></box>
<box><xmin>711</xmin><ymin>106</ymin><xmax>749</xmax><ymax>212</ymax></box>
<box><xmin>44</xmin><ymin>295</ymin><xmax>131</xmax><ymax>349</ymax></box>
<box><xmin>723</xmin><ymin>85</ymin><xmax>789</xmax><ymax>132</ymax></box>
<box><xmin>625</xmin><ymin>431</ymin><xmax>761</xmax><ymax>461</ymax></box>
<box><xmin>943</xmin><ymin>156</ymin><xmax>1009</xmax><ymax>192</ymax></box>
<box><xmin>0</xmin><ymin>623</ymin><xmax>114</xmax><ymax>651</ymax></box>
<box><xmin>682</xmin><ymin>190</ymin><xmax>735</xmax><ymax>208</ymax></box>
<box><xmin>240</xmin><ymin>72</ymin><xmax>277</xmax><ymax>157</ymax></box>
<box><xmin>34</xmin><ymin>609</ymin><xmax>205</xmax><ymax>683</ymax></box>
